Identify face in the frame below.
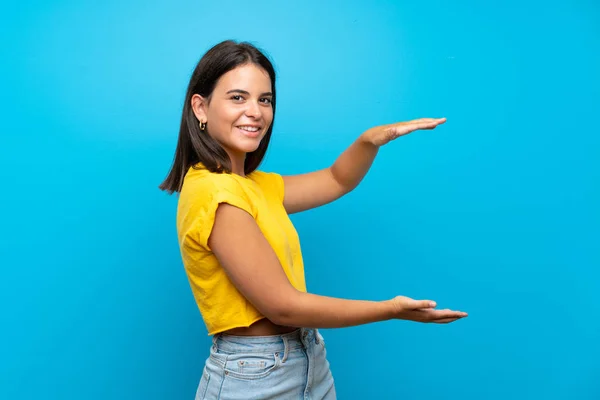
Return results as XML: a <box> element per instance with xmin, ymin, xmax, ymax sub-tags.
<box><xmin>192</xmin><ymin>63</ymin><xmax>274</xmax><ymax>164</ymax></box>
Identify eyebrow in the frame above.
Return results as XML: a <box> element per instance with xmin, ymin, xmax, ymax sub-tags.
<box><xmin>226</xmin><ymin>89</ymin><xmax>273</xmax><ymax>97</ymax></box>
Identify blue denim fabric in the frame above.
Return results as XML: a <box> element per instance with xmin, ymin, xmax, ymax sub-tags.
<box><xmin>195</xmin><ymin>328</ymin><xmax>336</xmax><ymax>399</ymax></box>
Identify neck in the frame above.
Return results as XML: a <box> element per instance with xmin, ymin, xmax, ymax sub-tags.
<box><xmin>228</xmin><ymin>152</ymin><xmax>246</xmax><ymax>177</ymax></box>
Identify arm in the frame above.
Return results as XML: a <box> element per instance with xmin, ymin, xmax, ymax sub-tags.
<box><xmin>209</xmin><ymin>202</ymin><xmax>467</xmax><ymax>328</ymax></box>
<box><xmin>282</xmin><ymin>134</ymin><xmax>378</xmax><ymax>214</ymax></box>
<box><xmin>283</xmin><ymin>118</ymin><xmax>447</xmax><ymax>214</ymax></box>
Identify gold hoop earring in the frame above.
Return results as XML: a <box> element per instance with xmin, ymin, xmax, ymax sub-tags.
<box><xmin>199</xmin><ymin>121</ymin><xmax>206</xmax><ymax>131</ymax></box>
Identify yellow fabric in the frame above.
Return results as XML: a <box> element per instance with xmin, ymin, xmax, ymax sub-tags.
<box><xmin>176</xmin><ymin>163</ymin><xmax>307</xmax><ymax>335</ymax></box>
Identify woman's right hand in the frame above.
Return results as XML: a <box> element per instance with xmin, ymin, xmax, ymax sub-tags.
<box><xmin>388</xmin><ymin>296</ymin><xmax>468</xmax><ymax>324</ymax></box>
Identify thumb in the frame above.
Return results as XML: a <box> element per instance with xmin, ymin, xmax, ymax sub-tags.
<box><xmin>412</xmin><ymin>299</ymin><xmax>436</xmax><ymax>309</ymax></box>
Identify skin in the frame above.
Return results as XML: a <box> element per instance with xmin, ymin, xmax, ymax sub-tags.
<box><xmin>191</xmin><ymin>63</ymin><xmax>274</xmax><ymax>175</ymax></box>
<box><xmin>191</xmin><ymin>63</ymin><xmax>467</xmax><ymax>335</ymax></box>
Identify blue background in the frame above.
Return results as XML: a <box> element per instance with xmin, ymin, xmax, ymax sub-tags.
<box><xmin>1</xmin><ymin>0</ymin><xmax>599</xmax><ymax>399</ymax></box>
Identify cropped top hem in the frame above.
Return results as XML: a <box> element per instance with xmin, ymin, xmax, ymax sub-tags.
<box><xmin>207</xmin><ymin>316</ymin><xmax>267</xmax><ymax>336</ymax></box>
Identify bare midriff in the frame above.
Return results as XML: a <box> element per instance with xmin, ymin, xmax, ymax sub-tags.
<box><xmin>221</xmin><ymin>318</ymin><xmax>297</xmax><ymax>336</ymax></box>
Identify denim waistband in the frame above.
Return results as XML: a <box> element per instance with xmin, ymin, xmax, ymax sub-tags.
<box><xmin>212</xmin><ymin>328</ymin><xmax>319</xmax><ymax>354</ymax></box>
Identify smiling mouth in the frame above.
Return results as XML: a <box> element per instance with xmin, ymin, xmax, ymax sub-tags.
<box><xmin>236</xmin><ymin>125</ymin><xmax>262</xmax><ymax>132</ymax></box>
<box><xmin>236</xmin><ymin>125</ymin><xmax>263</xmax><ymax>138</ymax></box>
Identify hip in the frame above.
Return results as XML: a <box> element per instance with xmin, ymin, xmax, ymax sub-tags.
<box><xmin>195</xmin><ymin>328</ymin><xmax>336</xmax><ymax>399</ymax></box>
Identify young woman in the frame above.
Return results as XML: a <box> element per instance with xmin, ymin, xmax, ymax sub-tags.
<box><xmin>160</xmin><ymin>40</ymin><xmax>468</xmax><ymax>400</ymax></box>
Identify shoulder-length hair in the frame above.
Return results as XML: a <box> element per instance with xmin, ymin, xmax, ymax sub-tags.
<box><xmin>159</xmin><ymin>40</ymin><xmax>277</xmax><ymax>194</ymax></box>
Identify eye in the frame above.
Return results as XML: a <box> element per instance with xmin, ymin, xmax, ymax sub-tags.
<box><xmin>260</xmin><ymin>98</ymin><xmax>273</xmax><ymax>105</ymax></box>
<box><xmin>230</xmin><ymin>95</ymin><xmax>244</xmax><ymax>101</ymax></box>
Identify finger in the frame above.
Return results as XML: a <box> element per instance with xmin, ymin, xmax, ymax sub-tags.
<box><xmin>391</xmin><ymin>123</ymin><xmax>434</xmax><ymax>136</ymax></box>
<box><xmin>411</xmin><ymin>118</ymin><xmax>444</xmax><ymax>123</ymax></box>
<box><xmin>414</xmin><ymin>120</ymin><xmax>444</xmax><ymax>130</ymax></box>
<box><xmin>411</xmin><ymin>118</ymin><xmax>446</xmax><ymax>125</ymax></box>
<box><xmin>410</xmin><ymin>300</ymin><xmax>437</xmax><ymax>310</ymax></box>
<box><xmin>389</xmin><ymin>119</ymin><xmax>445</xmax><ymax>137</ymax></box>
<box><xmin>432</xmin><ymin>310</ymin><xmax>468</xmax><ymax>319</ymax></box>
<box><xmin>433</xmin><ymin>318</ymin><xmax>460</xmax><ymax>324</ymax></box>
<box><xmin>400</xmin><ymin>121</ymin><xmax>442</xmax><ymax>133</ymax></box>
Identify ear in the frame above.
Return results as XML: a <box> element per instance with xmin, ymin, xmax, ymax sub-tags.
<box><xmin>191</xmin><ymin>94</ymin><xmax>208</xmax><ymax>124</ymax></box>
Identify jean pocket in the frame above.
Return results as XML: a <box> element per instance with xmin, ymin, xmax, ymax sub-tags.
<box><xmin>223</xmin><ymin>351</ymin><xmax>281</xmax><ymax>380</ymax></box>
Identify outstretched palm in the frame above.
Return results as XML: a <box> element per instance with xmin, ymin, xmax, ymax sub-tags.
<box><xmin>391</xmin><ymin>295</ymin><xmax>468</xmax><ymax>324</ymax></box>
<box><xmin>368</xmin><ymin>118</ymin><xmax>447</xmax><ymax>147</ymax></box>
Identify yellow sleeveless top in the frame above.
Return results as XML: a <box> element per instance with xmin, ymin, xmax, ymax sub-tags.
<box><xmin>176</xmin><ymin>163</ymin><xmax>307</xmax><ymax>335</ymax></box>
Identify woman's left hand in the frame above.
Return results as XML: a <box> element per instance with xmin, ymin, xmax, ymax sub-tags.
<box><xmin>365</xmin><ymin>117</ymin><xmax>447</xmax><ymax>147</ymax></box>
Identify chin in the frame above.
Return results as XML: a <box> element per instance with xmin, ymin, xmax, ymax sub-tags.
<box><xmin>241</xmin><ymin>144</ymin><xmax>261</xmax><ymax>154</ymax></box>
<box><xmin>235</xmin><ymin>137</ymin><xmax>264</xmax><ymax>153</ymax></box>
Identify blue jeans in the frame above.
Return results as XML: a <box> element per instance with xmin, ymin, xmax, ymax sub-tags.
<box><xmin>195</xmin><ymin>328</ymin><xmax>336</xmax><ymax>399</ymax></box>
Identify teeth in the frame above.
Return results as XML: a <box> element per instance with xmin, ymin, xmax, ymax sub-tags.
<box><xmin>238</xmin><ymin>126</ymin><xmax>260</xmax><ymax>132</ymax></box>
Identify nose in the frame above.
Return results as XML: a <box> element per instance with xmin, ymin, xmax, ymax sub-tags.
<box><xmin>245</xmin><ymin>100</ymin><xmax>262</xmax><ymax>119</ymax></box>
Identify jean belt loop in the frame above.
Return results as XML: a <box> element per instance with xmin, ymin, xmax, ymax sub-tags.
<box><xmin>314</xmin><ymin>329</ymin><xmax>319</xmax><ymax>344</ymax></box>
<box><xmin>281</xmin><ymin>335</ymin><xmax>289</xmax><ymax>363</ymax></box>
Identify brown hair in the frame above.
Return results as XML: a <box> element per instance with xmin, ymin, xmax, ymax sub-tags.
<box><xmin>159</xmin><ymin>40</ymin><xmax>277</xmax><ymax>194</ymax></box>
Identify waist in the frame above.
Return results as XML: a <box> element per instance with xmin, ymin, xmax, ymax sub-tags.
<box><xmin>213</xmin><ymin>328</ymin><xmax>320</xmax><ymax>354</ymax></box>
<box><xmin>221</xmin><ymin>318</ymin><xmax>297</xmax><ymax>336</ymax></box>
